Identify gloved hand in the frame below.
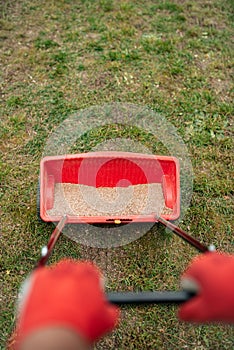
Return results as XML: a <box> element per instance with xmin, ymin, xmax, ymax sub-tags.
<box><xmin>179</xmin><ymin>252</ymin><xmax>234</xmax><ymax>323</ymax></box>
<box><xmin>16</xmin><ymin>259</ymin><xmax>119</xmax><ymax>346</ymax></box>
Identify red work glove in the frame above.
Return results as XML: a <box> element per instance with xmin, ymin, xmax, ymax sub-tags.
<box><xmin>16</xmin><ymin>259</ymin><xmax>119</xmax><ymax>346</ymax></box>
<box><xmin>179</xmin><ymin>252</ymin><xmax>234</xmax><ymax>323</ymax></box>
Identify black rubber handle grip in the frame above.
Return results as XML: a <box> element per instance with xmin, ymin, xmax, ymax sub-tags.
<box><xmin>107</xmin><ymin>290</ymin><xmax>195</xmax><ymax>305</ymax></box>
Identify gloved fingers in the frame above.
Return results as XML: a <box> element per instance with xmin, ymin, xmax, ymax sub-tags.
<box><xmin>16</xmin><ymin>273</ymin><xmax>36</xmax><ymax>316</ymax></box>
<box><xmin>92</xmin><ymin>304</ymin><xmax>120</xmax><ymax>341</ymax></box>
<box><xmin>104</xmin><ymin>304</ymin><xmax>120</xmax><ymax>330</ymax></box>
<box><xmin>52</xmin><ymin>259</ymin><xmax>102</xmax><ymax>280</ymax></box>
<box><xmin>181</xmin><ymin>252</ymin><xmax>229</xmax><ymax>284</ymax></box>
<box><xmin>181</xmin><ymin>253</ymin><xmax>210</xmax><ymax>281</ymax></box>
<box><xmin>179</xmin><ymin>252</ymin><xmax>234</xmax><ymax>324</ymax></box>
<box><xmin>178</xmin><ymin>297</ymin><xmax>209</xmax><ymax>323</ymax></box>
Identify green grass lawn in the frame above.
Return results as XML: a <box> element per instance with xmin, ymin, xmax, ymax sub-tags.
<box><xmin>1</xmin><ymin>0</ymin><xmax>233</xmax><ymax>349</ymax></box>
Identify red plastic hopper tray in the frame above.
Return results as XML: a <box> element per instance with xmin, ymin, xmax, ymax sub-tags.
<box><xmin>38</xmin><ymin>151</ymin><xmax>180</xmax><ymax>223</ymax></box>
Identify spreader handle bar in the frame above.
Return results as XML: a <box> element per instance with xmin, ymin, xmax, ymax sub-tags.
<box><xmin>107</xmin><ymin>290</ymin><xmax>195</xmax><ymax>305</ymax></box>
<box><xmin>35</xmin><ymin>215</ymin><xmax>68</xmax><ymax>268</ymax></box>
<box><xmin>157</xmin><ymin>216</ymin><xmax>209</xmax><ymax>253</ymax></box>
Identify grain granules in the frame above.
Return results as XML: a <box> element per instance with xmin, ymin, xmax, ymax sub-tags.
<box><xmin>47</xmin><ymin>182</ymin><xmax>173</xmax><ymax>217</ymax></box>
